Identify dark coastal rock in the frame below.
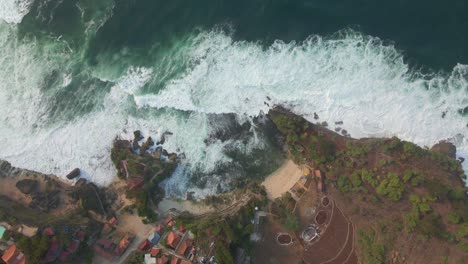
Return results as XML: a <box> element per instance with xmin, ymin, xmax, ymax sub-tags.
<box><xmin>66</xmin><ymin>168</ymin><xmax>80</xmax><ymax>180</ymax></box>
<box><xmin>321</xmin><ymin>122</ymin><xmax>328</xmax><ymax>127</ymax></box>
<box><xmin>335</xmin><ymin>121</ymin><xmax>343</xmax><ymax>125</ymax></box>
<box><xmin>314</xmin><ymin>113</ymin><xmax>319</xmax><ymax>120</ymax></box>
<box><xmin>140</xmin><ymin>137</ymin><xmax>154</xmax><ymax>154</ymax></box>
<box><xmin>341</xmin><ymin>129</ymin><xmax>348</xmax><ymax>136</ymax></box>
<box><xmin>133</xmin><ymin>130</ymin><xmax>144</xmax><ymax>142</ymax></box>
<box><xmin>16</xmin><ymin>179</ymin><xmax>38</xmax><ymax>194</ymax></box>
<box><xmin>431</xmin><ymin>141</ymin><xmax>457</xmax><ymax>159</ymax></box>
<box><xmin>458</xmin><ymin>157</ymin><xmax>465</xmax><ymax>164</ymax></box>
<box><xmin>157</xmin><ymin>131</ymin><xmax>173</xmax><ymax>145</ymax></box>
<box><xmin>335</xmin><ymin>127</ymin><xmax>342</xmax><ymax>132</ymax></box>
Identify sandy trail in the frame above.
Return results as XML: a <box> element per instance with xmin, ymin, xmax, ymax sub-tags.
<box><xmin>158</xmin><ymin>198</ymin><xmax>215</xmax><ymax>215</ymax></box>
<box><xmin>262</xmin><ymin>160</ymin><xmax>303</xmax><ymax>199</ymax></box>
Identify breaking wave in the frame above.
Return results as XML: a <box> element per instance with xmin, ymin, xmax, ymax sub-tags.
<box><xmin>0</xmin><ymin>0</ymin><xmax>34</xmax><ymax>24</ymax></box>
<box><xmin>0</xmin><ymin>22</ymin><xmax>466</xmax><ymax>196</ymax></box>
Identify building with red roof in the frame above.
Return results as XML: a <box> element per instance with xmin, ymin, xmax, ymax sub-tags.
<box><xmin>180</xmin><ymin>260</ymin><xmax>190</xmax><ymax>264</ymax></box>
<box><xmin>43</xmin><ymin>237</ymin><xmax>62</xmax><ymax>263</ymax></box>
<box><xmin>170</xmin><ymin>256</ymin><xmax>182</xmax><ymax>264</ymax></box>
<box><xmin>178</xmin><ymin>226</ymin><xmax>186</xmax><ymax>233</ymax></box>
<box><xmin>166</xmin><ymin>232</ymin><xmax>181</xmax><ymax>249</ymax></box>
<box><xmin>176</xmin><ymin>238</ymin><xmax>193</xmax><ymax>257</ymax></box>
<box><xmin>74</xmin><ymin>230</ymin><xmax>85</xmax><ymax>242</ymax></box>
<box><xmin>138</xmin><ymin>239</ymin><xmax>152</xmax><ymax>252</ymax></box>
<box><xmin>114</xmin><ymin>234</ymin><xmax>134</xmax><ymax>256</ymax></box>
<box><xmin>157</xmin><ymin>255</ymin><xmax>169</xmax><ymax>264</ymax></box>
<box><xmin>164</xmin><ymin>215</ymin><xmax>175</xmax><ymax>227</ymax></box>
<box><xmin>150</xmin><ymin>247</ymin><xmax>161</xmax><ymax>257</ymax></box>
<box><xmin>108</xmin><ymin>216</ymin><xmax>118</xmax><ymax>226</ymax></box>
<box><xmin>43</xmin><ymin>227</ymin><xmax>55</xmax><ymax>236</ymax></box>
<box><xmin>93</xmin><ymin>244</ymin><xmax>114</xmax><ymax>261</ymax></box>
<box><xmin>1</xmin><ymin>245</ymin><xmax>26</xmax><ymax>264</ymax></box>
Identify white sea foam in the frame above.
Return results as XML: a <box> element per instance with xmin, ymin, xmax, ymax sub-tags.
<box><xmin>136</xmin><ymin>30</ymin><xmax>468</xmax><ymax>174</ymax></box>
<box><xmin>0</xmin><ymin>27</ymin><xmax>467</xmax><ymax>195</ymax></box>
<box><xmin>0</xmin><ymin>0</ymin><xmax>34</xmax><ymax>24</ymax></box>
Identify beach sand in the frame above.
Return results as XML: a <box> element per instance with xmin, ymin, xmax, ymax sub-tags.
<box><xmin>262</xmin><ymin>160</ymin><xmax>303</xmax><ymax>199</ymax></box>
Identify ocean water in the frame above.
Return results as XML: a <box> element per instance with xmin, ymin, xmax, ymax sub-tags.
<box><xmin>0</xmin><ymin>0</ymin><xmax>467</xmax><ymax>197</ymax></box>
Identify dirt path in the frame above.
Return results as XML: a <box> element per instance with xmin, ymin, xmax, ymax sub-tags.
<box><xmin>262</xmin><ymin>160</ymin><xmax>303</xmax><ymax>199</ymax></box>
<box><xmin>158</xmin><ymin>198</ymin><xmax>215</xmax><ymax>216</ymax></box>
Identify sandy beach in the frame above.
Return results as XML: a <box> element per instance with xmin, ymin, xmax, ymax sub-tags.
<box><xmin>262</xmin><ymin>160</ymin><xmax>304</xmax><ymax>199</ymax></box>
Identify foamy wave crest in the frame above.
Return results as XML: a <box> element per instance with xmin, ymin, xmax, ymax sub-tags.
<box><xmin>137</xmin><ymin>30</ymin><xmax>468</xmax><ymax>173</ymax></box>
<box><xmin>0</xmin><ymin>0</ymin><xmax>34</xmax><ymax>24</ymax></box>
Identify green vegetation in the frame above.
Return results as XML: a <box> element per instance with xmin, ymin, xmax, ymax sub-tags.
<box><xmin>346</xmin><ymin>142</ymin><xmax>371</xmax><ymax>158</ymax></box>
<box><xmin>337</xmin><ymin>176</ymin><xmax>351</xmax><ymax>193</ymax></box>
<box><xmin>357</xmin><ymin>229</ymin><xmax>385</xmax><ymax>264</ymax></box>
<box><xmin>402</xmin><ymin>169</ymin><xmax>424</xmax><ymax>186</ymax></box>
<box><xmin>448</xmin><ymin>213</ymin><xmax>462</xmax><ymax>224</ymax></box>
<box><xmin>375</xmin><ymin>173</ymin><xmax>404</xmax><ymax>201</ymax></box>
<box><xmin>16</xmin><ymin>233</ymin><xmax>50</xmax><ymax>264</ymax></box>
<box><xmin>124</xmin><ymin>251</ymin><xmax>145</xmax><ymax>264</ymax></box>
<box><xmin>269</xmin><ymin>111</ymin><xmax>336</xmax><ymax>164</ymax></box>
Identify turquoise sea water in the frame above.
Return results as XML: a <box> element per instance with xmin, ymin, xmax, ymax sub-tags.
<box><xmin>0</xmin><ymin>0</ymin><xmax>467</xmax><ymax>197</ymax></box>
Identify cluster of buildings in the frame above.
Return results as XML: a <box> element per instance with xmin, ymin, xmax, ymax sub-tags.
<box><xmin>0</xmin><ymin>225</ymin><xmax>86</xmax><ymax>264</ymax></box>
<box><xmin>137</xmin><ymin>216</ymin><xmax>196</xmax><ymax>264</ymax></box>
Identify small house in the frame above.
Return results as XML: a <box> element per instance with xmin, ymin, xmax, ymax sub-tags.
<box><xmin>166</xmin><ymin>232</ymin><xmax>181</xmax><ymax>249</ymax></box>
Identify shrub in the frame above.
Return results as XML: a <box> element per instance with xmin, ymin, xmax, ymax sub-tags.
<box><xmin>338</xmin><ymin>176</ymin><xmax>352</xmax><ymax>193</ymax></box>
<box><xmin>350</xmin><ymin>171</ymin><xmax>362</xmax><ymax>188</ymax></box>
<box><xmin>457</xmin><ymin>222</ymin><xmax>468</xmax><ymax>239</ymax></box>
<box><xmin>376</xmin><ymin>173</ymin><xmax>404</xmax><ymax>201</ymax></box>
<box><xmin>357</xmin><ymin>229</ymin><xmax>385</xmax><ymax>264</ymax></box>
<box><xmin>448</xmin><ymin>213</ymin><xmax>461</xmax><ymax>224</ymax></box>
<box><xmin>405</xmin><ymin>213</ymin><xmax>419</xmax><ymax>231</ymax></box>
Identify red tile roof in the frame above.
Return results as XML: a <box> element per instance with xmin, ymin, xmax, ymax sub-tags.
<box><xmin>108</xmin><ymin>216</ymin><xmax>118</xmax><ymax>225</ymax></box>
<box><xmin>66</xmin><ymin>240</ymin><xmax>80</xmax><ymax>254</ymax></box>
<box><xmin>43</xmin><ymin>238</ymin><xmax>62</xmax><ymax>263</ymax></box>
<box><xmin>114</xmin><ymin>235</ymin><xmax>134</xmax><ymax>256</ymax></box>
<box><xmin>157</xmin><ymin>255</ymin><xmax>169</xmax><ymax>264</ymax></box>
<box><xmin>170</xmin><ymin>256</ymin><xmax>181</xmax><ymax>264</ymax></box>
<box><xmin>96</xmin><ymin>239</ymin><xmax>114</xmax><ymax>250</ymax></box>
<box><xmin>43</xmin><ymin>227</ymin><xmax>55</xmax><ymax>236</ymax></box>
<box><xmin>93</xmin><ymin>244</ymin><xmax>114</xmax><ymax>260</ymax></box>
<box><xmin>58</xmin><ymin>251</ymin><xmax>72</xmax><ymax>263</ymax></box>
<box><xmin>166</xmin><ymin>232</ymin><xmax>180</xmax><ymax>249</ymax></box>
<box><xmin>180</xmin><ymin>260</ymin><xmax>190</xmax><ymax>264</ymax></box>
<box><xmin>150</xmin><ymin>247</ymin><xmax>161</xmax><ymax>257</ymax></box>
<box><xmin>176</xmin><ymin>238</ymin><xmax>193</xmax><ymax>257</ymax></box>
<box><xmin>178</xmin><ymin>226</ymin><xmax>186</xmax><ymax>233</ymax></box>
<box><xmin>74</xmin><ymin>230</ymin><xmax>85</xmax><ymax>241</ymax></box>
<box><xmin>164</xmin><ymin>216</ymin><xmax>173</xmax><ymax>225</ymax></box>
<box><xmin>2</xmin><ymin>245</ymin><xmax>26</xmax><ymax>264</ymax></box>
<box><xmin>138</xmin><ymin>239</ymin><xmax>152</xmax><ymax>252</ymax></box>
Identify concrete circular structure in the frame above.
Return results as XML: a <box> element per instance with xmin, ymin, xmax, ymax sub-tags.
<box><xmin>276</xmin><ymin>233</ymin><xmax>293</xmax><ymax>245</ymax></box>
<box><xmin>301</xmin><ymin>225</ymin><xmax>319</xmax><ymax>242</ymax></box>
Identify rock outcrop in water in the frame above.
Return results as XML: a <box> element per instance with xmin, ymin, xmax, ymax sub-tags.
<box><xmin>65</xmin><ymin>168</ymin><xmax>80</xmax><ymax>180</ymax></box>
